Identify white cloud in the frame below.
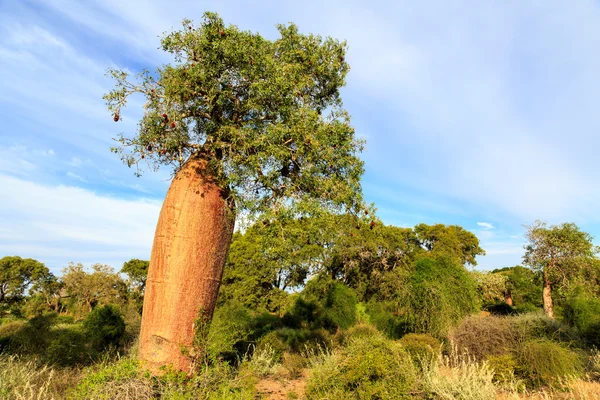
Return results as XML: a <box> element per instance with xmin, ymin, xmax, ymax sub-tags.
<box><xmin>477</xmin><ymin>222</ymin><xmax>495</xmax><ymax>230</ymax></box>
<box><xmin>0</xmin><ymin>175</ymin><xmax>161</xmax><ymax>273</ymax></box>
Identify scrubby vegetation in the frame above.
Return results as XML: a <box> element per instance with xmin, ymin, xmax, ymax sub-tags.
<box><xmin>3</xmin><ymin>215</ymin><xmax>600</xmax><ymax>399</ymax></box>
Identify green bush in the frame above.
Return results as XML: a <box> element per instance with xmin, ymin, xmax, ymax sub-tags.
<box><xmin>322</xmin><ymin>282</ymin><xmax>358</xmax><ymax>329</ymax></box>
<box><xmin>83</xmin><ymin>305</ymin><xmax>126</xmax><ymax>351</ymax></box>
<box><xmin>399</xmin><ymin>333</ymin><xmax>441</xmax><ymax>363</ymax></box>
<box><xmin>513</xmin><ymin>302</ymin><xmax>540</xmax><ymax>314</ymax></box>
<box><xmin>306</xmin><ymin>333</ymin><xmax>416</xmax><ymax>399</ymax></box>
<box><xmin>0</xmin><ymin>320</ymin><xmax>27</xmax><ymax>352</ymax></box>
<box><xmin>511</xmin><ymin>312</ymin><xmax>579</xmax><ymax>344</ymax></box>
<box><xmin>515</xmin><ymin>340</ymin><xmax>583</xmax><ymax>389</ymax></box>
<box><xmin>207</xmin><ymin>301</ymin><xmax>254</xmax><ymax>362</ymax></box>
<box><xmin>563</xmin><ymin>288</ymin><xmax>600</xmax><ymax>347</ymax></box>
<box><xmin>396</xmin><ymin>257</ymin><xmax>480</xmax><ymax>337</ymax></box>
<box><xmin>55</xmin><ymin>315</ymin><xmax>76</xmax><ymax>325</ymax></box>
<box><xmin>334</xmin><ymin>323</ymin><xmax>380</xmax><ymax>347</ymax></box>
<box><xmin>364</xmin><ymin>301</ymin><xmax>407</xmax><ymax>339</ymax></box>
<box><xmin>486</xmin><ymin>354</ymin><xmax>517</xmax><ymax>384</ymax></box>
<box><xmin>256</xmin><ymin>327</ymin><xmax>331</xmax><ymax>361</ymax></box>
<box><xmin>0</xmin><ymin>315</ymin><xmax>54</xmax><ymax>355</ymax></box>
<box><xmin>299</xmin><ymin>275</ymin><xmax>358</xmax><ymax>330</ymax></box>
<box><xmin>45</xmin><ymin>326</ymin><xmax>89</xmax><ymax>366</ymax></box>
<box><xmin>68</xmin><ymin>358</ymin><xmax>154</xmax><ymax>400</ymax></box>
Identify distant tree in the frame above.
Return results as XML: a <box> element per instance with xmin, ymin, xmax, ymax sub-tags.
<box><xmin>414</xmin><ymin>224</ymin><xmax>485</xmax><ymax>267</ymax></box>
<box><xmin>104</xmin><ymin>12</ymin><xmax>364</xmax><ymax>371</ymax></box>
<box><xmin>325</xmin><ymin>216</ymin><xmax>421</xmax><ymax>301</ymax></box>
<box><xmin>471</xmin><ymin>271</ymin><xmax>508</xmax><ymax>305</ymax></box>
<box><xmin>0</xmin><ymin>256</ymin><xmax>52</xmax><ymax>304</ymax></box>
<box><xmin>492</xmin><ymin>265</ymin><xmax>542</xmax><ymax>309</ymax></box>
<box><xmin>221</xmin><ymin>214</ymin><xmax>326</xmax><ymax>312</ymax></box>
<box><xmin>523</xmin><ymin>221</ymin><xmax>598</xmax><ymax>318</ymax></box>
<box><xmin>121</xmin><ymin>259</ymin><xmax>149</xmax><ymax>293</ymax></box>
<box><xmin>26</xmin><ymin>273</ymin><xmax>64</xmax><ymax>314</ymax></box>
<box><xmin>61</xmin><ymin>263</ymin><xmax>128</xmax><ymax>315</ymax></box>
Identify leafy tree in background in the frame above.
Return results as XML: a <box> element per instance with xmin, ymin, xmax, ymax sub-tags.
<box><xmin>325</xmin><ymin>215</ymin><xmax>420</xmax><ymax>301</ymax></box>
<box><xmin>492</xmin><ymin>265</ymin><xmax>542</xmax><ymax>310</ymax></box>
<box><xmin>61</xmin><ymin>263</ymin><xmax>127</xmax><ymax>315</ymax></box>
<box><xmin>414</xmin><ymin>223</ymin><xmax>485</xmax><ymax>267</ymax></box>
<box><xmin>104</xmin><ymin>12</ymin><xmax>364</xmax><ymax>372</ymax></box>
<box><xmin>221</xmin><ymin>214</ymin><xmax>327</xmax><ymax>312</ymax></box>
<box><xmin>0</xmin><ymin>256</ymin><xmax>52</xmax><ymax>305</ymax></box>
<box><xmin>523</xmin><ymin>221</ymin><xmax>598</xmax><ymax>318</ymax></box>
<box><xmin>121</xmin><ymin>259</ymin><xmax>149</xmax><ymax>293</ymax></box>
<box><xmin>471</xmin><ymin>271</ymin><xmax>508</xmax><ymax>306</ymax></box>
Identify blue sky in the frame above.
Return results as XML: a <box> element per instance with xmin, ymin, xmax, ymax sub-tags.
<box><xmin>2</xmin><ymin>0</ymin><xmax>600</xmax><ymax>274</ymax></box>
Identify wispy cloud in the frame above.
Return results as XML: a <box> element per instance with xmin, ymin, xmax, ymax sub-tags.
<box><xmin>477</xmin><ymin>222</ymin><xmax>495</xmax><ymax>230</ymax></box>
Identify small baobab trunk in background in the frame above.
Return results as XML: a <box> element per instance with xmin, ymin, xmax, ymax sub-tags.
<box><xmin>542</xmin><ymin>269</ymin><xmax>554</xmax><ymax>319</ymax></box>
<box><xmin>138</xmin><ymin>154</ymin><xmax>235</xmax><ymax>373</ymax></box>
<box><xmin>504</xmin><ymin>290</ymin><xmax>513</xmax><ymax>307</ymax></box>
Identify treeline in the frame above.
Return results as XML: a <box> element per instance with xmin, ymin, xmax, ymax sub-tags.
<box><xmin>1</xmin><ymin>216</ymin><xmax>600</xmax><ymax>398</ymax></box>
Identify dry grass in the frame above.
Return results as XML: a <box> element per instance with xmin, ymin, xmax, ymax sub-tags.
<box><xmin>420</xmin><ymin>348</ymin><xmax>497</xmax><ymax>400</ymax></box>
<box><xmin>0</xmin><ymin>355</ymin><xmax>81</xmax><ymax>400</ymax></box>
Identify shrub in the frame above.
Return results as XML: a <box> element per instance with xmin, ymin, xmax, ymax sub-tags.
<box><xmin>449</xmin><ymin>315</ymin><xmax>516</xmax><ymax>361</ymax></box>
<box><xmin>334</xmin><ymin>323</ymin><xmax>380</xmax><ymax>347</ymax></box>
<box><xmin>45</xmin><ymin>326</ymin><xmax>89</xmax><ymax>366</ymax></box>
<box><xmin>207</xmin><ymin>301</ymin><xmax>254</xmax><ymax>362</ymax></box>
<box><xmin>364</xmin><ymin>301</ymin><xmax>407</xmax><ymax>339</ymax></box>
<box><xmin>241</xmin><ymin>345</ymin><xmax>281</xmax><ymax>378</ymax></box>
<box><xmin>322</xmin><ymin>282</ymin><xmax>358</xmax><ymax>329</ymax></box>
<box><xmin>486</xmin><ymin>354</ymin><xmax>517</xmax><ymax>385</ymax></box>
<box><xmin>563</xmin><ymin>288</ymin><xmax>600</xmax><ymax>347</ymax></box>
<box><xmin>399</xmin><ymin>333</ymin><xmax>441</xmax><ymax>363</ymax></box>
<box><xmin>306</xmin><ymin>334</ymin><xmax>417</xmax><ymax>399</ymax></box>
<box><xmin>83</xmin><ymin>305</ymin><xmax>126</xmax><ymax>351</ymax></box>
<box><xmin>256</xmin><ymin>327</ymin><xmax>331</xmax><ymax>362</ymax></box>
<box><xmin>396</xmin><ymin>257</ymin><xmax>480</xmax><ymax>337</ymax></box>
<box><xmin>511</xmin><ymin>312</ymin><xmax>579</xmax><ymax>344</ymax></box>
<box><xmin>514</xmin><ymin>302</ymin><xmax>540</xmax><ymax>314</ymax></box>
<box><xmin>68</xmin><ymin>358</ymin><xmax>155</xmax><ymax>400</ymax></box>
<box><xmin>300</xmin><ymin>275</ymin><xmax>358</xmax><ymax>330</ymax></box>
<box><xmin>56</xmin><ymin>315</ymin><xmax>76</xmax><ymax>325</ymax></box>
<box><xmin>515</xmin><ymin>340</ymin><xmax>583</xmax><ymax>389</ymax></box>
<box><xmin>0</xmin><ymin>320</ymin><xmax>27</xmax><ymax>352</ymax></box>
<box><xmin>282</xmin><ymin>297</ymin><xmax>324</xmax><ymax>330</ymax></box>
<box><xmin>589</xmin><ymin>349</ymin><xmax>600</xmax><ymax>381</ymax></box>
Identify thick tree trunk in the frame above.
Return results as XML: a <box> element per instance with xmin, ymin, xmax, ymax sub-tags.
<box><xmin>138</xmin><ymin>154</ymin><xmax>235</xmax><ymax>374</ymax></box>
<box><xmin>542</xmin><ymin>269</ymin><xmax>554</xmax><ymax>319</ymax></box>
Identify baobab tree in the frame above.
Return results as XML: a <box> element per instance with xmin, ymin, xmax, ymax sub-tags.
<box><xmin>523</xmin><ymin>221</ymin><xmax>597</xmax><ymax>318</ymax></box>
<box><xmin>104</xmin><ymin>12</ymin><xmax>364</xmax><ymax>372</ymax></box>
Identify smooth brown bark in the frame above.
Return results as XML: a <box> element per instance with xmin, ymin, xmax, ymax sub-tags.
<box><xmin>138</xmin><ymin>154</ymin><xmax>235</xmax><ymax>374</ymax></box>
<box><xmin>542</xmin><ymin>269</ymin><xmax>554</xmax><ymax>319</ymax></box>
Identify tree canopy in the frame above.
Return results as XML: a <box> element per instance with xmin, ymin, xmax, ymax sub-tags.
<box><xmin>104</xmin><ymin>12</ymin><xmax>364</xmax><ymax>216</ymax></box>
<box><xmin>121</xmin><ymin>259</ymin><xmax>149</xmax><ymax>292</ymax></box>
<box><xmin>523</xmin><ymin>221</ymin><xmax>598</xmax><ymax>287</ymax></box>
<box><xmin>0</xmin><ymin>256</ymin><xmax>52</xmax><ymax>304</ymax></box>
